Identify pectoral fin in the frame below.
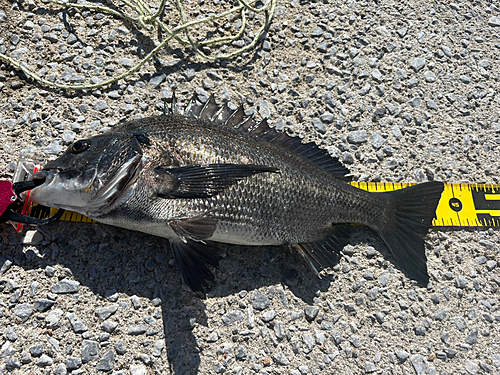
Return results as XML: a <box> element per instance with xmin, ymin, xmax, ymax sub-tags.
<box><xmin>156</xmin><ymin>163</ymin><xmax>279</xmax><ymax>199</ymax></box>
<box><xmin>168</xmin><ymin>214</ymin><xmax>218</xmax><ymax>242</ymax></box>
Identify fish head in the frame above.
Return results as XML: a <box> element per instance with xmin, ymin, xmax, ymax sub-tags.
<box><xmin>30</xmin><ymin>131</ymin><xmax>146</xmax><ymax>215</ymax></box>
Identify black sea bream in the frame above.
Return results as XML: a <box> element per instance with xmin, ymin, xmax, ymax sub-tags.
<box><xmin>30</xmin><ymin>95</ymin><xmax>444</xmax><ymax>293</ymax></box>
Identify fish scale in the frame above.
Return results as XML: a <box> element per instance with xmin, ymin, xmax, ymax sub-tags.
<box><xmin>28</xmin><ymin>96</ymin><xmax>444</xmax><ymax>293</ymax></box>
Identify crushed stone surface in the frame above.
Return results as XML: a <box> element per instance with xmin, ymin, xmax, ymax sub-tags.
<box><xmin>0</xmin><ymin>0</ymin><xmax>499</xmax><ymax>374</ymax></box>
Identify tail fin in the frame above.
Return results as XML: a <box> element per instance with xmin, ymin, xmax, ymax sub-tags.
<box><xmin>376</xmin><ymin>181</ymin><xmax>444</xmax><ymax>285</ymax></box>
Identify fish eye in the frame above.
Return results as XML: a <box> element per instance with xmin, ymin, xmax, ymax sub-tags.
<box><xmin>71</xmin><ymin>140</ymin><xmax>90</xmax><ymax>154</ymax></box>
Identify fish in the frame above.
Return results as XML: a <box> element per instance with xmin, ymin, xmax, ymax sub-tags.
<box><xmin>29</xmin><ymin>94</ymin><xmax>444</xmax><ymax>293</ymax></box>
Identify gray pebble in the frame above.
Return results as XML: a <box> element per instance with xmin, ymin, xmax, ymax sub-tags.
<box><xmin>410</xmin><ymin>354</ymin><xmax>428</xmax><ymax>375</ymax></box>
<box><xmin>435</xmin><ymin>309</ymin><xmax>448</xmax><ymax>321</ymax></box>
<box><xmin>304</xmin><ymin>305</ymin><xmax>320</xmax><ymax>321</ymax></box>
<box><xmin>53</xmin><ymin>363</ymin><xmax>67</xmax><ymax>375</ymax></box>
<box><xmin>115</xmin><ymin>340</ymin><xmax>126</xmax><ymax>355</ymax></box>
<box><xmin>44</xmin><ymin>309</ymin><xmax>62</xmax><ymax>329</ymax></box>
<box><xmin>423</xmin><ymin>71</ymin><xmax>436</xmax><ymax>82</ymax></box>
<box><xmin>460</xmin><ymin>75</ymin><xmax>471</xmax><ymax>84</ymax></box>
<box><xmin>415</xmin><ymin>324</ymin><xmax>426</xmax><ymax>336</ymax></box>
<box><xmin>95</xmin><ymin>304</ymin><xmax>119</xmax><ymax>321</ymax></box>
<box><xmin>5</xmin><ymin>358</ymin><xmax>21</xmax><ymax>370</ymax></box>
<box><xmin>121</xmin><ymin>58</ymin><xmax>133</xmax><ymax>68</ymax></box>
<box><xmin>30</xmin><ymin>344</ymin><xmax>43</xmax><ymax>357</ymax></box>
<box><xmin>149</xmin><ymin>73</ymin><xmax>166</xmax><ymax>88</ymax></box>
<box><xmin>465</xmin><ymin>328</ymin><xmax>478</xmax><ymax>345</ymax></box>
<box><xmin>455</xmin><ymin>275</ymin><xmax>467</xmax><ymax>288</ymax></box>
<box><xmin>454</xmin><ymin>316</ymin><xmax>467</xmax><ymax>331</ymax></box>
<box><xmin>320</xmin><ymin>113</ymin><xmax>334</xmax><ymax>124</ymax></box>
<box><xmin>315</xmin><ymin>329</ymin><xmax>326</xmax><ymax>345</ymax></box>
<box><xmin>395</xmin><ymin>350</ymin><xmax>409</xmax><ymax>362</ymax></box>
<box><xmin>152</xmin><ymin>340</ymin><xmax>165</xmax><ymax>357</ymax></box>
<box><xmin>251</xmin><ymin>291</ymin><xmax>269</xmax><ymax>310</ymax></box>
<box><xmin>489</xmin><ymin>16</ymin><xmax>500</xmax><ymax>27</ymax></box>
<box><xmin>50</xmin><ymin>279</ymin><xmax>79</xmax><ymax>295</ymax></box>
<box><xmin>347</xmin><ymin>130</ymin><xmax>368</xmax><ymax>144</ymax></box>
<box><xmin>261</xmin><ymin>310</ymin><xmax>276</xmax><ymax>322</ymax></box>
<box><xmin>128</xmin><ymin>325</ymin><xmax>147</xmax><ymax>335</ymax></box>
<box><xmin>408</xmin><ymin>97</ymin><xmax>421</xmax><ymax>107</ymax></box>
<box><xmin>392</xmin><ymin>125</ymin><xmax>402</xmax><ymax>141</ymax></box>
<box><xmin>371</xmin><ymin>69</ymin><xmax>383</xmax><ymax>82</ymax></box>
<box><xmin>378</xmin><ymin>273</ymin><xmax>389</xmax><ymax>286</ymax></box>
<box><xmin>62</xmin><ymin>130</ymin><xmax>76</xmax><ymax>144</ymax></box>
<box><xmin>370</xmin><ymin>133</ymin><xmax>385</xmax><ymax>149</ymax></box>
<box><xmin>410</xmin><ymin>58</ymin><xmax>426</xmax><ymax>72</ymax></box>
<box><xmin>81</xmin><ymin>340</ymin><xmax>99</xmax><ymax>363</ymax></box>
<box><xmin>465</xmin><ymin>360</ymin><xmax>478</xmax><ymax>375</ymax></box>
<box><xmin>274</xmin><ymin>320</ymin><xmax>285</xmax><ymax>340</ymax></box>
<box><xmin>6</xmin><ymin>326</ymin><xmax>17</xmax><ymax>341</ymax></box>
<box><xmin>34</xmin><ymin>299</ymin><xmax>55</xmax><ymax>312</ymax></box>
<box><xmin>43</xmin><ymin>142</ymin><xmax>62</xmax><ymax>155</ymax></box>
<box><xmin>20</xmin><ymin>351</ymin><xmax>31</xmax><ymax>364</ymax></box>
<box><xmin>108</xmin><ymin>91</ymin><xmax>120</xmax><ymax>100</ymax></box>
<box><xmin>235</xmin><ymin>346</ymin><xmax>247</xmax><ymax>360</ymax></box>
<box><xmin>350</xmin><ymin>335</ymin><xmax>361</xmax><ymax>348</ymax></box>
<box><xmin>359</xmin><ymin>84</ymin><xmax>371</xmax><ymax>96</ymax></box>
<box><xmin>365</xmin><ymin>361</ymin><xmax>377</xmax><ymax>373</ymax></box>
<box><xmin>206</xmin><ymin>331</ymin><xmax>218</xmax><ymax>342</ymax></box>
<box><xmin>96</xmin><ymin>350</ymin><xmax>114</xmax><ymax>371</ymax></box>
<box><xmin>0</xmin><ymin>258</ymin><xmax>13</xmax><ymax>275</ymax></box>
<box><xmin>302</xmin><ymin>334</ymin><xmax>315</xmax><ymax>354</ymax></box>
<box><xmin>444</xmin><ymin>348</ymin><xmax>457</xmax><ymax>358</ymax></box>
<box><xmin>43</xmin><ymin>33</ymin><xmax>58</xmax><ymax>43</ymax></box>
<box><xmin>222</xmin><ymin>310</ymin><xmax>244</xmax><ymax>325</ymax></box>
<box><xmin>273</xmin><ymin>352</ymin><xmax>290</xmax><ymax>366</ymax></box>
<box><xmin>486</xmin><ymin>260</ymin><xmax>497</xmax><ymax>271</ymax></box>
<box><xmin>93</xmin><ymin>100</ymin><xmax>108</xmax><ymax>112</ymax></box>
<box><xmin>14</xmin><ymin>303</ymin><xmax>33</xmax><ymax>322</ymax></box>
<box><xmin>38</xmin><ymin>354</ymin><xmax>53</xmax><ymax>367</ymax></box>
<box><xmin>312</xmin><ymin>118</ymin><xmax>327</xmax><ymax>133</ymax></box>
<box><xmin>130</xmin><ymin>365</ymin><xmax>147</xmax><ymax>375</ymax></box>
<box><xmin>66</xmin><ymin>313</ymin><xmax>88</xmax><ymax>333</ymax></box>
<box><xmin>1</xmin><ymin>342</ymin><xmax>16</xmax><ymax>358</ymax></box>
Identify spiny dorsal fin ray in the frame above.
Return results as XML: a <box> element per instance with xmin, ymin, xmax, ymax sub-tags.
<box><xmin>239</xmin><ymin>116</ymin><xmax>257</xmax><ymax>132</ymax></box>
<box><xmin>199</xmin><ymin>94</ymin><xmax>219</xmax><ymax>121</ymax></box>
<box><xmin>225</xmin><ymin>105</ymin><xmax>245</xmax><ymax>128</ymax></box>
<box><xmin>213</xmin><ymin>103</ymin><xmax>234</xmax><ymax>125</ymax></box>
<box><xmin>181</xmin><ymin>93</ymin><xmax>351</xmax><ymax>181</ymax></box>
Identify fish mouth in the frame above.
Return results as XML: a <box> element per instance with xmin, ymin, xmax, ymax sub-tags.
<box><xmin>31</xmin><ymin>170</ymin><xmax>52</xmax><ymax>187</ymax></box>
<box><xmin>30</xmin><ymin>155</ymin><xmax>143</xmax><ymax>215</ymax></box>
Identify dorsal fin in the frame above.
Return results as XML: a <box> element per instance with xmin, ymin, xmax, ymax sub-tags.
<box><xmin>180</xmin><ymin>93</ymin><xmax>351</xmax><ymax>181</ymax></box>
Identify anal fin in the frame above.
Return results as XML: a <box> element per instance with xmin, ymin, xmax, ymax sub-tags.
<box><xmin>292</xmin><ymin>226</ymin><xmax>352</xmax><ymax>276</ymax></box>
<box><xmin>170</xmin><ymin>239</ymin><xmax>220</xmax><ymax>295</ymax></box>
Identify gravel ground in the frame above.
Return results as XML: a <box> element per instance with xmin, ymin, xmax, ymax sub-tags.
<box><xmin>1</xmin><ymin>0</ymin><xmax>500</xmax><ymax>374</ymax></box>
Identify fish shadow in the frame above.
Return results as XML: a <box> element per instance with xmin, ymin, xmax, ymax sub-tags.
<box><xmin>1</xmin><ymin>220</ymin><xmax>332</xmax><ymax>375</ymax></box>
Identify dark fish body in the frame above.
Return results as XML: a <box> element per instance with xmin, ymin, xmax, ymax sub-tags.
<box><xmin>30</xmin><ymin>96</ymin><xmax>444</xmax><ymax>292</ymax></box>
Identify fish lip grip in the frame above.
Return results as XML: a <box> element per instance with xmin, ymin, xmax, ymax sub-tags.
<box><xmin>0</xmin><ymin>180</ymin><xmax>65</xmax><ymax>225</ymax></box>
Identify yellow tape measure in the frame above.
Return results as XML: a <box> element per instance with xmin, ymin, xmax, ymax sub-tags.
<box><xmin>350</xmin><ymin>182</ymin><xmax>500</xmax><ymax>227</ymax></box>
<box><xmin>27</xmin><ymin>183</ymin><xmax>500</xmax><ymax>227</ymax></box>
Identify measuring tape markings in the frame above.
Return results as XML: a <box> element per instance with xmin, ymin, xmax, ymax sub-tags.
<box><xmin>350</xmin><ymin>182</ymin><xmax>500</xmax><ymax>227</ymax></box>
<box><xmin>25</xmin><ymin>182</ymin><xmax>500</xmax><ymax>227</ymax></box>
